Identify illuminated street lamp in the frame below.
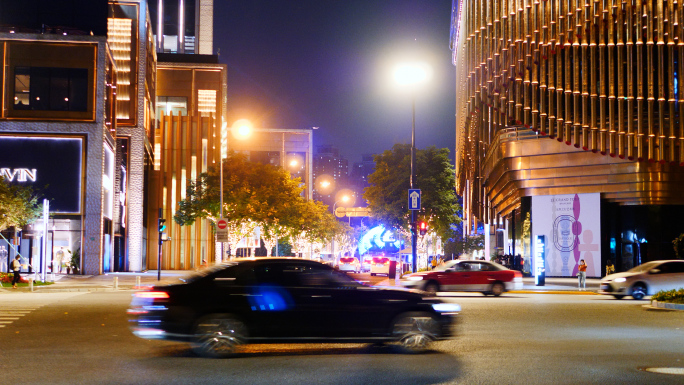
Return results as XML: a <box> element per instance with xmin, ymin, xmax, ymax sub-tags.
<box><xmin>333</xmin><ymin>195</ymin><xmax>350</xmax><ymax>214</ymax></box>
<box><xmin>393</xmin><ymin>61</ymin><xmax>431</xmax><ymax>273</ymax></box>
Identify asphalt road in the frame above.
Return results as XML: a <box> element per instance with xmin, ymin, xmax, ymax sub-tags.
<box><xmin>1</xmin><ymin>291</ymin><xmax>683</xmax><ymax>385</ymax></box>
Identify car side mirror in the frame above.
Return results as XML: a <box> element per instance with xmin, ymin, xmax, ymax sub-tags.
<box><xmin>445</xmin><ymin>268</ymin><xmax>455</xmax><ymax>272</ymax></box>
<box><xmin>649</xmin><ymin>269</ymin><xmax>660</xmax><ymax>274</ymax></box>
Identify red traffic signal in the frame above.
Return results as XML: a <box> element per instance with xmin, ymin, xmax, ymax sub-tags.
<box><xmin>419</xmin><ymin>221</ymin><xmax>427</xmax><ymax>236</ymax></box>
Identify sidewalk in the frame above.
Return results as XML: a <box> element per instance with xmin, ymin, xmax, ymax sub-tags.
<box><xmin>376</xmin><ymin>276</ymin><xmax>601</xmax><ymax>295</ymax></box>
<box><xmin>2</xmin><ymin>271</ymin><xmax>600</xmax><ymax>294</ymax></box>
<box><xmin>0</xmin><ymin>270</ymin><xmax>189</xmax><ymax>293</ymax></box>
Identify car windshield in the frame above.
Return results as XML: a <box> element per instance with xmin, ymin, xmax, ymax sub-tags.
<box><xmin>626</xmin><ymin>261</ymin><xmax>660</xmax><ymax>273</ymax></box>
<box><xmin>434</xmin><ymin>260</ymin><xmax>458</xmax><ymax>271</ymax></box>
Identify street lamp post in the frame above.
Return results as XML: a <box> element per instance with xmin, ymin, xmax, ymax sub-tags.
<box><xmin>332</xmin><ymin>195</ymin><xmax>350</xmax><ymax>262</ymax></box>
<box><xmin>393</xmin><ymin>62</ymin><xmax>431</xmax><ymax>273</ymax></box>
<box><xmin>219</xmin><ymin>119</ymin><xmax>252</xmax><ymax>263</ymax></box>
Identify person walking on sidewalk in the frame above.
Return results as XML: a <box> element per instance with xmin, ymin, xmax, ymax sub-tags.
<box><xmin>577</xmin><ymin>259</ymin><xmax>587</xmax><ymax>291</ymax></box>
<box><xmin>605</xmin><ymin>260</ymin><xmax>615</xmax><ymax>276</ymax></box>
<box><xmin>11</xmin><ymin>255</ymin><xmax>21</xmax><ymax>289</ymax></box>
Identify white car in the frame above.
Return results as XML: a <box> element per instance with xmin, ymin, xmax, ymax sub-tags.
<box><xmin>599</xmin><ymin>260</ymin><xmax>684</xmax><ymax>300</ymax></box>
<box><xmin>337</xmin><ymin>257</ymin><xmax>360</xmax><ymax>273</ymax></box>
<box><xmin>370</xmin><ymin>256</ymin><xmax>391</xmax><ymax>276</ymax></box>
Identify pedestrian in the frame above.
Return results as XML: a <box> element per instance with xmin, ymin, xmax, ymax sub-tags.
<box><xmin>606</xmin><ymin>260</ymin><xmax>615</xmax><ymax>276</ymax></box>
<box><xmin>11</xmin><ymin>255</ymin><xmax>21</xmax><ymax>289</ymax></box>
<box><xmin>577</xmin><ymin>259</ymin><xmax>587</xmax><ymax>291</ymax></box>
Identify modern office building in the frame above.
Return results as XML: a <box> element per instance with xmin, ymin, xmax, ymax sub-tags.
<box><xmin>151</xmin><ymin>53</ymin><xmax>225</xmax><ymax>270</ymax></box>
<box><xmin>147</xmin><ymin>0</ymin><xmax>225</xmax><ymax>271</ymax></box>
<box><xmin>229</xmin><ymin>127</ymin><xmax>314</xmax><ymax>201</ymax></box>
<box><xmin>452</xmin><ymin>1</ymin><xmax>684</xmax><ymax>277</ymax></box>
<box><xmin>0</xmin><ymin>0</ymin><xmax>156</xmax><ymax>274</ymax></box>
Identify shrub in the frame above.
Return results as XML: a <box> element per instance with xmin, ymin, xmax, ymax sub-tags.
<box><xmin>0</xmin><ymin>272</ymin><xmax>28</xmax><ymax>284</ymax></box>
<box><xmin>651</xmin><ymin>288</ymin><xmax>684</xmax><ymax>304</ymax></box>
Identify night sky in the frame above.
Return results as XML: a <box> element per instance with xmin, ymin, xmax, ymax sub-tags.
<box><xmin>214</xmin><ymin>0</ymin><xmax>456</xmax><ymax>164</ymax></box>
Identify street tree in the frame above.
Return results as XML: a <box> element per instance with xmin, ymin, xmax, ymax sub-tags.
<box><xmin>364</xmin><ymin>144</ymin><xmax>460</xmax><ymax>244</ymax></box>
<box><xmin>175</xmin><ymin>153</ymin><xmax>342</xmax><ymax>256</ymax></box>
<box><xmin>288</xmin><ymin>199</ymin><xmax>342</xmax><ymax>257</ymax></box>
<box><xmin>0</xmin><ymin>177</ymin><xmax>42</xmax><ymax>232</ymax></box>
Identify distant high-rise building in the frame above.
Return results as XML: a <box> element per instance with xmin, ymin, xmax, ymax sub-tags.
<box><xmin>349</xmin><ymin>154</ymin><xmax>375</xmax><ymax>206</ymax></box>
<box><xmin>313</xmin><ymin>145</ymin><xmax>348</xmax><ymax>208</ymax></box>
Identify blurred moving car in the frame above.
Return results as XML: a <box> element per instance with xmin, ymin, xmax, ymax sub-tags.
<box><xmin>337</xmin><ymin>257</ymin><xmax>361</xmax><ymax>273</ymax></box>
<box><xmin>370</xmin><ymin>256</ymin><xmax>391</xmax><ymax>276</ymax></box>
<box><xmin>128</xmin><ymin>258</ymin><xmax>459</xmax><ymax>358</ymax></box>
<box><xmin>599</xmin><ymin>260</ymin><xmax>684</xmax><ymax>300</ymax></box>
<box><xmin>400</xmin><ymin>260</ymin><xmax>523</xmax><ymax>296</ymax></box>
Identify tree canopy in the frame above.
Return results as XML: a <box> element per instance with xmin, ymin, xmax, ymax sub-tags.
<box><xmin>174</xmin><ymin>152</ymin><xmax>342</xmax><ymax>254</ymax></box>
<box><xmin>364</xmin><ymin>144</ymin><xmax>460</xmax><ymax>242</ymax></box>
<box><xmin>0</xmin><ymin>177</ymin><xmax>42</xmax><ymax>232</ymax></box>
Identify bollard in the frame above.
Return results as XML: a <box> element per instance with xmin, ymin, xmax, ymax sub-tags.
<box><xmin>135</xmin><ymin>275</ymin><xmax>141</xmax><ymax>288</ymax></box>
<box><xmin>29</xmin><ymin>277</ymin><xmax>34</xmax><ymax>292</ymax></box>
<box><xmin>113</xmin><ymin>276</ymin><xmax>118</xmax><ymax>290</ymax></box>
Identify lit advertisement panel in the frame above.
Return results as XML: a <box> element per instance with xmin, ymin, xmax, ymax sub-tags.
<box><xmin>0</xmin><ymin>136</ymin><xmax>83</xmax><ymax>214</ymax></box>
<box><xmin>358</xmin><ymin>225</ymin><xmax>403</xmax><ymax>255</ymax></box>
<box><xmin>532</xmin><ymin>193</ymin><xmax>601</xmax><ymax>278</ymax></box>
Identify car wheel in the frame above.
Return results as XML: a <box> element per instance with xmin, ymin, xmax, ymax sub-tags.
<box><xmin>191</xmin><ymin>314</ymin><xmax>247</xmax><ymax>358</ymax></box>
<box><xmin>391</xmin><ymin>312</ymin><xmax>440</xmax><ymax>353</ymax></box>
<box><xmin>612</xmin><ymin>295</ymin><xmax>625</xmax><ymax>300</ymax></box>
<box><xmin>490</xmin><ymin>282</ymin><xmax>505</xmax><ymax>297</ymax></box>
<box><xmin>424</xmin><ymin>282</ymin><xmax>439</xmax><ymax>296</ymax></box>
<box><xmin>631</xmin><ymin>283</ymin><xmax>647</xmax><ymax>300</ymax></box>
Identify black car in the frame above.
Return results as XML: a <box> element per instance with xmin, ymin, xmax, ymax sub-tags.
<box><xmin>128</xmin><ymin>258</ymin><xmax>459</xmax><ymax>358</ymax></box>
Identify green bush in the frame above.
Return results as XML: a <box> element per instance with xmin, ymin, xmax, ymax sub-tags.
<box><xmin>651</xmin><ymin>288</ymin><xmax>684</xmax><ymax>304</ymax></box>
<box><xmin>0</xmin><ymin>273</ymin><xmax>53</xmax><ymax>286</ymax></box>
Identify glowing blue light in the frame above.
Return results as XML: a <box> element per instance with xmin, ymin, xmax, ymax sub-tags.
<box><xmin>247</xmin><ymin>285</ymin><xmax>293</xmax><ymax>311</ymax></box>
<box><xmin>358</xmin><ymin>225</ymin><xmax>403</xmax><ymax>255</ymax></box>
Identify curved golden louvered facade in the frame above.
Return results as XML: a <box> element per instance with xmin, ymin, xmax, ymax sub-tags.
<box><xmin>453</xmin><ymin>0</ymin><xmax>684</xmax><ymax>227</ymax></box>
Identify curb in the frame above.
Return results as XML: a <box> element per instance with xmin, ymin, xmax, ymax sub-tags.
<box><xmin>510</xmin><ymin>290</ymin><xmax>600</xmax><ymax>295</ymax></box>
<box><xmin>650</xmin><ymin>300</ymin><xmax>684</xmax><ymax>311</ymax></box>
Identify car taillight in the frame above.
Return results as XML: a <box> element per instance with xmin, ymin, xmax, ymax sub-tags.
<box><xmin>135</xmin><ymin>291</ymin><xmax>169</xmax><ymax>299</ymax></box>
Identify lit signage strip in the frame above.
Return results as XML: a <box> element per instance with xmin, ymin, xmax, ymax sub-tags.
<box><xmin>535</xmin><ymin>235</ymin><xmax>546</xmax><ymax>286</ymax></box>
<box><xmin>0</xmin><ymin>168</ymin><xmax>37</xmax><ymax>182</ymax></box>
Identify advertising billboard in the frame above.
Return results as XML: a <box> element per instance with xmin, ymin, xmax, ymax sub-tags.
<box><xmin>532</xmin><ymin>193</ymin><xmax>601</xmax><ymax>277</ymax></box>
<box><xmin>0</xmin><ymin>135</ymin><xmax>83</xmax><ymax>214</ymax></box>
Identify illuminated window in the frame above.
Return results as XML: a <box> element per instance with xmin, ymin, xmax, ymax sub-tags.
<box><xmin>197</xmin><ymin>89</ymin><xmax>216</xmax><ymax>117</ymax></box>
<box><xmin>107</xmin><ymin>18</ymin><xmax>133</xmax><ymax>120</ymax></box>
<box><xmin>13</xmin><ymin>67</ymin><xmax>88</xmax><ymax>111</ymax></box>
<box><xmin>157</xmin><ymin>96</ymin><xmax>188</xmax><ymax>116</ymax></box>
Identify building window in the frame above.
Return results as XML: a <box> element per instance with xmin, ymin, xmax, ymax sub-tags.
<box><xmin>14</xmin><ymin>67</ymin><xmax>88</xmax><ymax>111</ymax></box>
<box><xmin>197</xmin><ymin>89</ymin><xmax>217</xmax><ymax>117</ymax></box>
<box><xmin>157</xmin><ymin>96</ymin><xmax>188</xmax><ymax>117</ymax></box>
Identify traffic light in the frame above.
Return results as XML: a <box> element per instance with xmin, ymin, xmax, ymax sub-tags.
<box><xmin>419</xmin><ymin>221</ymin><xmax>427</xmax><ymax>236</ymax></box>
<box><xmin>158</xmin><ymin>218</ymin><xmax>166</xmax><ymax>233</ymax></box>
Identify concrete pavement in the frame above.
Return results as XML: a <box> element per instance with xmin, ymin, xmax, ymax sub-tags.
<box><xmin>375</xmin><ymin>276</ymin><xmax>602</xmax><ymax>294</ymax></box>
<box><xmin>0</xmin><ymin>270</ymin><xmax>189</xmax><ymax>292</ymax></box>
<box><xmin>2</xmin><ymin>269</ymin><xmax>601</xmax><ymax>294</ymax></box>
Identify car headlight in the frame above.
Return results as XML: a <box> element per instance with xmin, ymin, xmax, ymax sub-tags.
<box><xmin>405</xmin><ymin>276</ymin><xmax>424</xmax><ymax>281</ymax></box>
<box><xmin>432</xmin><ymin>303</ymin><xmax>461</xmax><ymax>313</ymax></box>
<box><xmin>614</xmin><ymin>277</ymin><xmax>626</xmax><ymax>283</ymax></box>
